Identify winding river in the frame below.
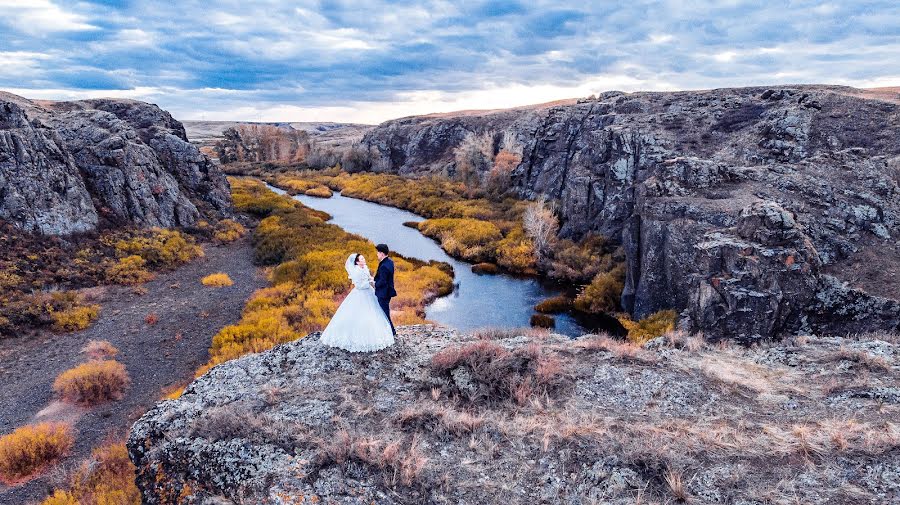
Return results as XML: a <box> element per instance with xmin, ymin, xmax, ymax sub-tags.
<box><xmin>266</xmin><ymin>183</ymin><xmax>590</xmax><ymax>336</ymax></box>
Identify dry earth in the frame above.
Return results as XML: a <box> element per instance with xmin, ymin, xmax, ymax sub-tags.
<box><xmin>0</xmin><ymin>238</ymin><xmax>266</xmax><ymax>504</ymax></box>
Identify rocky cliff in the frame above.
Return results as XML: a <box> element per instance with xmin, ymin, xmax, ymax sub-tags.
<box><xmin>129</xmin><ymin>326</ymin><xmax>900</xmax><ymax>504</ymax></box>
<box><xmin>362</xmin><ymin>86</ymin><xmax>900</xmax><ymax>341</ymax></box>
<box><xmin>0</xmin><ymin>92</ymin><xmax>231</xmax><ymax>235</ymax></box>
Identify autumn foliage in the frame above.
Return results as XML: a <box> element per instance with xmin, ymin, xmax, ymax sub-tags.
<box><xmin>0</xmin><ymin>422</ymin><xmax>73</xmax><ymax>484</ymax></box>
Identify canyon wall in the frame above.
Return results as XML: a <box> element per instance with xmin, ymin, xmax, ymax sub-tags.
<box><xmin>0</xmin><ymin>92</ymin><xmax>231</xmax><ymax>235</ymax></box>
<box><xmin>362</xmin><ymin>86</ymin><xmax>900</xmax><ymax>341</ymax></box>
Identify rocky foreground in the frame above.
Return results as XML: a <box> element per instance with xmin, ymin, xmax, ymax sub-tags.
<box><xmin>362</xmin><ymin>86</ymin><xmax>900</xmax><ymax>341</ymax></box>
<box><xmin>0</xmin><ymin>92</ymin><xmax>231</xmax><ymax>235</ymax></box>
<box><xmin>129</xmin><ymin>326</ymin><xmax>899</xmax><ymax>504</ymax></box>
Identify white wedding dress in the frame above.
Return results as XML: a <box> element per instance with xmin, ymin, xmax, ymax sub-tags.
<box><xmin>319</xmin><ymin>255</ymin><xmax>395</xmax><ymax>352</ymax></box>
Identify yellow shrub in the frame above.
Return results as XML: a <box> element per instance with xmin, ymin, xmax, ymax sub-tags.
<box><xmin>41</xmin><ymin>442</ymin><xmax>140</xmax><ymax>505</ymax></box>
<box><xmin>496</xmin><ymin>226</ymin><xmax>536</xmax><ymax>273</ymax></box>
<box><xmin>52</xmin><ymin>303</ymin><xmax>100</xmax><ymax>332</ymax></box>
<box><xmin>201</xmin><ymin>273</ymin><xmax>234</xmax><ymax>287</ymax></box>
<box><xmin>574</xmin><ymin>266</ymin><xmax>625</xmax><ymax>314</ymax></box>
<box><xmin>0</xmin><ymin>270</ymin><xmax>23</xmax><ymax>291</ymax></box>
<box><xmin>619</xmin><ymin>309</ymin><xmax>679</xmax><ymax>343</ymax></box>
<box><xmin>0</xmin><ymin>422</ymin><xmax>73</xmax><ymax>484</ymax></box>
<box><xmin>115</xmin><ymin>228</ymin><xmax>203</xmax><ymax>268</ymax></box>
<box><xmin>53</xmin><ymin>360</ymin><xmax>130</xmax><ymax>405</ymax></box>
<box><xmin>214</xmin><ymin>219</ymin><xmax>246</xmax><ymax>243</ymax></box>
<box><xmin>106</xmin><ymin>255</ymin><xmax>154</xmax><ymax>285</ymax></box>
<box><xmin>418</xmin><ymin>218</ymin><xmax>502</xmax><ymax>262</ymax></box>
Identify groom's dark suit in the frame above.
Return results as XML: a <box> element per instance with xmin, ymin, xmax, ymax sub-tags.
<box><xmin>374</xmin><ymin>256</ymin><xmax>397</xmax><ymax>335</ymax></box>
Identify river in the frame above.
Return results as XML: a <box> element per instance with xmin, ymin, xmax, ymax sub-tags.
<box><xmin>266</xmin><ymin>183</ymin><xmax>590</xmax><ymax>336</ymax></box>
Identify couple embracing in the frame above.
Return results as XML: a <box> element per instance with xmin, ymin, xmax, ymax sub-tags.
<box><xmin>320</xmin><ymin>243</ymin><xmax>398</xmax><ymax>352</ymax></box>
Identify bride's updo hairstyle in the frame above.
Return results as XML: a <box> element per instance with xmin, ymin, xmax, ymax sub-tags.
<box><xmin>353</xmin><ymin>253</ymin><xmax>362</xmax><ymax>266</ymax></box>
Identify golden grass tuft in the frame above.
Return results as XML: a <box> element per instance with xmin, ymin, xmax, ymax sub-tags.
<box><xmin>534</xmin><ymin>294</ymin><xmax>573</xmax><ymax>314</ymax></box>
<box><xmin>0</xmin><ymin>422</ymin><xmax>73</xmax><ymax>484</ymax></box>
<box><xmin>618</xmin><ymin>309</ymin><xmax>679</xmax><ymax>343</ymax></box>
<box><xmin>201</xmin><ymin>272</ymin><xmax>234</xmax><ymax>287</ymax></box>
<box><xmin>53</xmin><ymin>360</ymin><xmax>130</xmax><ymax>405</ymax></box>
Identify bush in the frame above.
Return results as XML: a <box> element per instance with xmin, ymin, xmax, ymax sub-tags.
<box><xmin>618</xmin><ymin>309</ymin><xmax>678</xmax><ymax>343</ymax></box>
<box><xmin>418</xmin><ymin>218</ymin><xmax>502</xmax><ymax>263</ymax></box>
<box><xmin>0</xmin><ymin>423</ymin><xmax>73</xmax><ymax>484</ymax></box>
<box><xmin>214</xmin><ymin>219</ymin><xmax>246</xmax><ymax>243</ymax></box>
<box><xmin>574</xmin><ymin>266</ymin><xmax>625</xmax><ymax>314</ymax></box>
<box><xmin>471</xmin><ymin>262</ymin><xmax>499</xmax><ymax>274</ymax></box>
<box><xmin>115</xmin><ymin>229</ymin><xmax>203</xmax><ymax>269</ymax></box>
<box><xmin>53</xmin><ymin>360</ymin><xmax>130</xmax><ymax>405</ymax></box>
<box><xmin>41</xmin><ymin>442</ymin><xmax>140</xmax><ymax>505</ymax></box>
<box><xmin>534</xmin><ymin>295</ymin><xmax>573</xmax><ymax>314</ymax></box>
<box><xmin>530</xmin><ymin>313</ymin><xmax>555</xmax><ymax>328</ymax></box>
<box><xmin>106</xmin><ymin>255</ymin><xmax>154</xmax><ymax>285</ymax></box>
<box><xmin>81</xmin><ymin>340</ymin><xmax>118</xmax><ymax>360</ymax></box>
<box><xmin>201</xmin><ymin>273</ymin><xmax>234</xmax><ymax>287</ymax></box>
<box><xmin>51</xmin><ymin>303</ymin><xmax>100</xmax><ymax>332</ymax></box>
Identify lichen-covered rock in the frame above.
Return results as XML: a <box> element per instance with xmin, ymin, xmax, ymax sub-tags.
<box><xmin>129</xmin><ymin>326</ymin><xmax>900</xmax><ymax>504</ymax></box>
<box><xmin>0</xmin><ymin>92</ymin><xmax>231</xmax><ymax>234</ymax></box>
<box><xmin>361</xmin><ymin>85</ymin><xmax>900</xmax><ymax>340</ymax></box>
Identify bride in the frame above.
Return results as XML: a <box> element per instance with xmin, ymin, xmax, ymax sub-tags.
<box><xmin>319</xmin><ymin>253</ymin><xmax>395</xmax><ymax>352</ymax></box>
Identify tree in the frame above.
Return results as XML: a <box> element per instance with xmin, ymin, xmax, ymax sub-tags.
<box><xmin>523</xmin><ymin>197</ymin><xmax>558</xmax><ymax>263</ymax></box>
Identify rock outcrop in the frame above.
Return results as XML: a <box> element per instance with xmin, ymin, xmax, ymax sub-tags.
<box><xmin>129</xmin><ymin>326</ymin><xmax>900</xmax><ymax>504</ymax></box>
<box><xmin>361</xmin><ymin>86</ymin><xmax>900</xmax><ymax>341</ymax></box>
<box><xmin>0</xmin><ymin>92</ymin><xmax>231</xmax><ymax>235</ymax></box>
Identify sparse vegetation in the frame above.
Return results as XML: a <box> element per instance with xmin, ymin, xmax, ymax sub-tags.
<box><xmin>113</xmin><ymin>228</ymin><xmax>204</xmax><ymax>269</ymax></box>
<box><xmin>201</xmin><ymin>273</ymin><xmax>234</xmax><ymax>287</ymax></box>
<box><xmin>574</xmin><ymin>266</ymin><xmax>626</xmax><ymax>314</ymax></box>
<box><xmin>51</xmin><ymin>302</ymin><xmax>100</xmax><ymax>332</ymax></box>
<box><xmin>0</xmin><ymin>423</ymin><xmax>73</xmax><ymax>484</ymax></box>
<box><xmin>53</xmin><ymin>360</ymin><xmax>130</xmax><ymax>405</ymax></box>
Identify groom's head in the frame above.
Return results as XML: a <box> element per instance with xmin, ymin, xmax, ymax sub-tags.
<box><xmin>376</xmin><ymin>243</ymin><xmax>389</xmax><ymax>260</ymax></box>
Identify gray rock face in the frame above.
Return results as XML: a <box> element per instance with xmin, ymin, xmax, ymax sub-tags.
<box><xmin>0</xmin><ymin>92</ymin><xmax>231</xmax><ymax>234</ymax></box>
<box><xmin>129</xmin><ymin>327</ymin><xmax>900</xmax><ymax>504</ymax></box>
<box><xmin>362</xmin><ymin>86</ymin><xmax>900</xmax><ymax>341</ymax></box>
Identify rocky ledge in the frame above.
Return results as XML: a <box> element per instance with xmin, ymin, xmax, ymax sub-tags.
<box><xmin>362</xmin><ymin>85</ymin><xmax>900</xmax><ymax>341</ymax></box>
<box><xmin>0</xmin><ymin>91</ymin><xmax>231</xmax><ymax>235</ymax></box>
<box><xmin>129</xmin><ymin>326</ymin><xmax>900</xmax><ymax>504</ymax></box>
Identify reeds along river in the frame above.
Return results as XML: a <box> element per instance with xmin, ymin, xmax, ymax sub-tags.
<box><xmin>264</xmin><ymin>183</ymin><xmax>592</xmax><ymax>337</ymax></box>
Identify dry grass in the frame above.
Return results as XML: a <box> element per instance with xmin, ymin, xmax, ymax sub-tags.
<box><xmin>534</xmin><ymin>294</ymin><xmax>573</xmax><ymax>314</ymax></box>
<box><xmin>201</xmin><ymin>272</ymin><xmax>234</xmax><ymax>287</ymax></box>
<box><xmin>529</xmin><ymin>313</ymin><xmax>555</xmax><ymax>328</ymax></box>
<box><xmin>576</xmin><ymin>334</ymin><xmax>648</xmax><ymax>361</ymax></box>
<box><xmin>51</xmin><ymin>304</ymin><xmax>100</xmax><ymax>332</ymax></box>
<box><xmin>213</xmin><ymin>219</ymin><xmax>246</xmax><ymax>243</ymax></box>
<box><xmin>430</xmin><ymin>340</ymin><xmax>567</xmax><ymax>405</ymax></box>
<box><xmin>81</xmin><ymin>340</ymin><xmax>119</xmax><ymax>360</ymax></box>
<box><xmin>0</xmin><ymin>422</ymin><xmax>73</xmax><ymax>484</ymax></box>
<box><xmin>664</xmin><ymin>468</ymin><xmax>691</xmax><ymax>502</ymax></box>
<box><xmin>827</xmin><ymin>346</ymin><xmax>892</xmax><ymax>371</ymax></box>
<box><xmin>318</xmin><ymin>431</ymin><xmax>428</xmax><ymax>487</ymax></box>
<box><xmin>53</xmin><ymin>360</ymin><xmax>130</xmax><ymax>405</ymax></box>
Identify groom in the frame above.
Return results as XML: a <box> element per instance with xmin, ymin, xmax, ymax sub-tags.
<box><xmin>374</xmin><ymin>244</ymin><xmax>397</xmax><ymax>336</ymax></box>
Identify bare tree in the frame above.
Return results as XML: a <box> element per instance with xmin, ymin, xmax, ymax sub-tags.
<box><xmin>523</xmin><ymin>197</ymin><xmax>559</xmax><ymax>261</ymax></box>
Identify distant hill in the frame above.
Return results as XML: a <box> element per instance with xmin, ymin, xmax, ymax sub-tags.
<box><xmin>182</xmin><ymin>120</ymin><xmax>373</xmax><ymax>151</ymax></box>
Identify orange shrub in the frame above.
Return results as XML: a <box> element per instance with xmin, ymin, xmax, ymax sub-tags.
<box><xmin>81</xmin><ymin>340</ymin><xmax>119</xmax><ymax>360</ymax></box>
<box><xmin>618</xmin><ymin>309</ymin><xmax>678</xmax><ymax>343</ymax></box>
<box><xmin>535</xmin><ymin>295</ymin><xmax>573</xmax><ymax>314</ymax></box>
<box><xmin>0</xmin><ymin>422</ymin><xmax>73</xmax><ymax>484</ymax></box>
<box><xmin>201</xmin><ymin>273</ymin><xmax>234</xmax><ymax>287</ymax></box>
<box><xmin>53</xmin><ymin>360</ymin><xmax>130</xmax><ymax>405</ymax></box>
<box><xmin>40</xmin><ymin>442</ymin><xmax>140</xmax><ymax>505</ymax></box>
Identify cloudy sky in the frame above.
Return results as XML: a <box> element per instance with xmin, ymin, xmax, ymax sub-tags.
<box><xmin>1</xmin><ymin>1</ymin><xmax>898</xmax><ymax>124</ymax></box>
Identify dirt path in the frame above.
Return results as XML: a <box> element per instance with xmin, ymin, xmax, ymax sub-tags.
<box><xmin>0</xmin><ymin>238</ymin><xmax>266</xmax><ymax>504</ymax></box>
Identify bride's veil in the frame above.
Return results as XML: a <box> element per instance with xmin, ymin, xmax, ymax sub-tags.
<box><xmin>344</xmin><ymin>253</ymin><xmax>359</xmax><ymax>279</ymax></box>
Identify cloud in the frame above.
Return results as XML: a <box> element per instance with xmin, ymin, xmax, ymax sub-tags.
<box><xmin>0</xmin><ymin>0</ymin><xmax>898</xmax><ymax>123</ymax></box>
